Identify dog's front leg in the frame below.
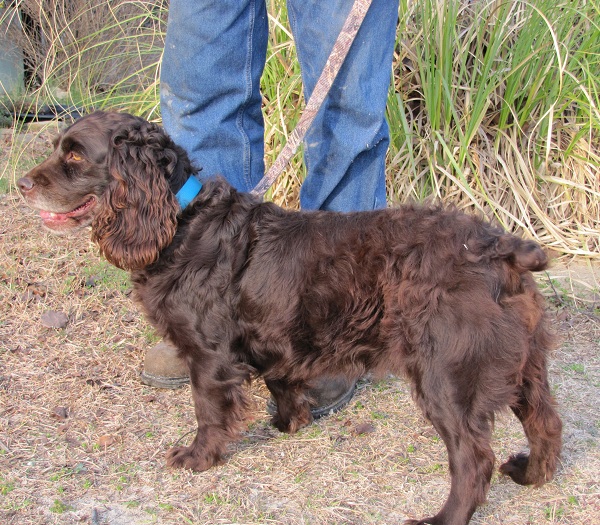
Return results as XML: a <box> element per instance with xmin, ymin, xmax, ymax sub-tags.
<box><xmin>265</xmin><ymin>378</ymin><xmax>313</xmax><ymax>433</ymax></box>
<box><xmin>166</xmin><ymin>357</ymin><xmax>250</xmax><ymax>472</ymax></box>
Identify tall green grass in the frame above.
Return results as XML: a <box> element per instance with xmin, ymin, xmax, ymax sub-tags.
<box><xmin>387</xmin><ymin>0</ymin><xmax>599</xmax><ymax>256</ymax></box>
<box><xmin>2</xmin><ymin>0</ymin><xmax>598</xmax><ymax>256</ymax></box>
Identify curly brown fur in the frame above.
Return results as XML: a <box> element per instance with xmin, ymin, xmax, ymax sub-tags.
<box><xmin>19</xmin><ymin>111</ymin><xmax>562</xmax><ymax>525</ymax></box>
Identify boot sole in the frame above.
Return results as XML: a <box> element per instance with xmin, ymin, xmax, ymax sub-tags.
<box><xmin>140</xmin><ymin>371</ymin><xmax>190</xmax><ymax>389</ymax></box>
<box><xmin>266</xmin><ymin>381</ymin><xmax>357</xmax><ymax>420</ymax></box>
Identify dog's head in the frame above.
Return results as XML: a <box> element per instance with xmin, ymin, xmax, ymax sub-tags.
<box><xmin>18</xmin><ymin>111</ymin><xmax>187</xmax><ymax>270</ymax></box>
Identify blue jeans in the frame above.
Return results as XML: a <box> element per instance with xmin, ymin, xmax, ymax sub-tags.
<box><xmin>160</xmin><ymin>0</ymin><xmax>398</xmax><ymax>212</ymax></box>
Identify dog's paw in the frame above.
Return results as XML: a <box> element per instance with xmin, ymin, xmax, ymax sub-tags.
<box><xmin>499</xmin><ymin>452</ymin><xmax>531</xmax><ymax>485</ymax></box>
<box><xmin>271</xmin><ymin>411</ymin><xmax>312</xmax><ymax>434</ymax></box>
<box><xmin>166</xmin><ymin>445</ymin><xmax>221</xmax><ymax>472</ymax></box>
<box><xmin>403</xmin><ymin>517</ymin><xmax>440</xmax><ymax>525</ymax></box>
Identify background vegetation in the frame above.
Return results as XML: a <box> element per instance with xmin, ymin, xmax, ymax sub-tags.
<box><xmin>0</xmin><ymin>3</ymin><xmax>598</xmax><ymax>523</ymax></box>
<box><xmin>1</xmin><ymin>0</ymin><xmax>599</xmax><ymax>257</ymax></box>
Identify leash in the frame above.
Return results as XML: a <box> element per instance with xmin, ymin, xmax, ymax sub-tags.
<box><xmin>250</xmin><ymin>0</ymin><xmax>373</xmax><ymax>198</ymax></box>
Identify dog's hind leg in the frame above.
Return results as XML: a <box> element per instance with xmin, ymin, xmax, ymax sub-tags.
<box><xmin>496</xmin><ymin>263</ymin><xmax>562</xmax><ymax>486</ymax></box>
<box><xmin>405</xmin><ymin>370</ymin><xmax>496</xmax><ymax>525</ymax></box>
<box><xmin>265</xmin><ymin>378</ymin><xmax>313</xmax><ymax>433</ymax></box>
<box><xmin>500</xmin><ymin>358</ymin><xmax>562</xmax><ymax>486</ymax></box>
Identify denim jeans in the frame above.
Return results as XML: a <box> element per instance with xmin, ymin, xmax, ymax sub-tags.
<box><xmin>160</xmin><ymin>0</ymin><xmax>398</xmax><ymax>212</ymax></box>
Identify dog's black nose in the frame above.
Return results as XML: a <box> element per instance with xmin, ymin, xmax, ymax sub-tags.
<box><xmin>17</xmin><ymin>177</ymin><xmax>34</xmax><ymax>193</ymax></box>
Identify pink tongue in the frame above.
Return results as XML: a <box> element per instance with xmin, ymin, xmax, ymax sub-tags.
<box><xmin>39</xmin><ymin>198</ymin><xmax>93</xmax><ymax>221</ymax></box>
<box><xmin>40</xmin><ymin>210</ymin><xmax>69</xmax><ymax>221</ymax></box>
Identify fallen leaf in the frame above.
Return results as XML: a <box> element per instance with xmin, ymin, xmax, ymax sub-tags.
<box><xmin>353</xmin><ymin>423</ymin><xmax>376</xmax><ymax>435</ymax></box>
<box><xmin>27</xmin><ymin>283</ymin><xmax>47</xmax><ymax>297</ymax></box>
<box><xmin>40</xmin><ymin>311</ymin><xmax>68</xmax><ymax>329</ymax></box>
<box><xmin>20</xmin><ymin>290</ymin><xmax>37</xmax><ymax>303</ymax></box>
<box><xmin>52</xmin><ymin>406</ymin><xmax>69</xmax><ymax>420</ymax></box>
<box><xmin>98</xmin><ymin>435</ymin><xmax>115</xmax><ymax>448</ymax></box>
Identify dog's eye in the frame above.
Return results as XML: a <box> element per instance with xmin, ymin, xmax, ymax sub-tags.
<box><xmin>67</xmin><ymin>151</ymin><xmax>83</xmax><ymax>162</ymax></box>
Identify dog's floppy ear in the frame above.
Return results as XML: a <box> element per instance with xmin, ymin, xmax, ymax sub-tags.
<box><xmin>91</xmin><ymin>118</ymin><xmax>179</xmax><ymax>271</ymax></box>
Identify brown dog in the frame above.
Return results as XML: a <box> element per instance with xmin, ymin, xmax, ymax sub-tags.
<box><xmin>18</xmin><ymin>111</ymin><xmax>562</xmax><ymax>525</ymax></box>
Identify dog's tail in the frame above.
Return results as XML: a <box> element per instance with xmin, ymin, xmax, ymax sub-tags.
<box><xmin>494</xmin><ymin>234</ymin><xmax>548</xmax><ymax>273</ymax></box>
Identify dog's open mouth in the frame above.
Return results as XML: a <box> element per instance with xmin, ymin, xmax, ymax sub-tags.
<box><xmin>39</xmin><ymin>196</ymin><xmax>97</xmax><ymax>229</ymax></box>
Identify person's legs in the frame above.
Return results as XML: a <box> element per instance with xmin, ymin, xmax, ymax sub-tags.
<box><xmin>287</xmin><ymin>0</ymin><xmax>398</xmax><ymax>212</ymax></box>
<box><xmin>160</xmin><ymin>0</ymin><xmax>268</xmax><ymax>190</ymax></box>
<box><xmin>144</xmin><ymin>0</ymin><xmax>268</xmax><ymax>389</ymax></box>
<box><xmin>149</xmin><ymin>2</ymin><xmax>397</xmax><ymax>419</ymax></box>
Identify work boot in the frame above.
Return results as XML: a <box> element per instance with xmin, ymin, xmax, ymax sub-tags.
<box><xmin>140</xmin><ymin>341</ymin><xmax>190</xmax><ymax>389</ymax></box>
<box><xmin>141</xmin><ymin>342</ymin><xmax>357</xmax><ymax>417</ymax></box>
<box><xmin>267</xmin><ymin>375</ymin><xmax>357</xmax><ymax>419</ymax></box>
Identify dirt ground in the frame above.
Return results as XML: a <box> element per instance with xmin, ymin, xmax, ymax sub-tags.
<box><xmin>0</xmin><ymin>130</ymin><xmax>599</xmax><ymax>524</ymax></box>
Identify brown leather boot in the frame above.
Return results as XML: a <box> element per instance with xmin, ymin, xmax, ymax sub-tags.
<box><xmin>140</xmin><ymin>341</ymin><xmax>190</xmax><ymax>389</ymax></box>
<box><xmin>141</xmin><ymin>342</ymin><xmax>356</xmax><ymax>417</ymax></box>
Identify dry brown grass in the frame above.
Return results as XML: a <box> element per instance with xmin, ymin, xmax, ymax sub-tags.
<box><xmin>5</xmin><ymin>0</ymin><xmax>166</xmax><ymax>111</ymax></box>
<box><xmin>3</xmin><ymin>0</ymin><xmax>598</xmax><ymax>257</ymax></box>
<box><xmin>386</xmin><ymin>1</ymin><xmax>600</xmax><ymax>258</ymax></box>
<box><xmin>1</xmin><ymin>131</ymin><xmax>599</xmax><ymax>524</ymax></box>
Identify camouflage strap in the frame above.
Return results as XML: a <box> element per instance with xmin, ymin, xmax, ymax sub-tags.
<box><xmin>251</xmin><ymin>0</ymin><xmax>373</xmax><ymax>198</ymax></box>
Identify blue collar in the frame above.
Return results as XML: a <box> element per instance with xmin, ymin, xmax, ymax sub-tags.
<box><xmin>175</xmin><ymin>176</ymin><xmax>202</xmax><ymax>209</ymax></box>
